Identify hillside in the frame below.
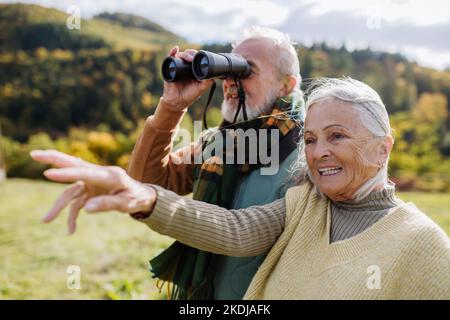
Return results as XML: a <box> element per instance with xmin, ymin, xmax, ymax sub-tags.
<box><xmin>0</xmin><ymin>3</ymin><xmax>185</xmax><ymax>51</ymax></box>
<box><xmin>1</xmin><ymin>3</ymin><xmax>450</xmax><ymax>190</ymax></box>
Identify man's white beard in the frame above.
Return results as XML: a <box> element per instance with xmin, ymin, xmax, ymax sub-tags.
<box><xmin>221</xmin><ymin>89</ymin><xmax>280</xmax><ymax>123</ymax></box>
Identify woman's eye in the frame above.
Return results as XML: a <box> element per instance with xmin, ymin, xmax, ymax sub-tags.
<box><xmin>304</xmin><ymin>138</ymin><xmax>315</xmax><ymax>145</ymax></box>
<box><xmin>332</xmin><ymin>133</ymin><xmax>345</xmax><ymax>140</ymax></box>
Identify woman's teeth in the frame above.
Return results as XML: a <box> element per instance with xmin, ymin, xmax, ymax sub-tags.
<box><xmin>318</xmin><ymin>167</ymin><xmax>342</xmax><ymax>176</ymax></box>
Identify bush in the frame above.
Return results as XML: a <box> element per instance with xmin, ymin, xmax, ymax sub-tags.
<box><xmin>0</xmin><ymin>128</ymin><xmax>139</xmax><ymax>178</ymax></box>
<box><xmin>0</xmin><ymin>134</ymin><xmax>53</xmax><ymax>178</ymax></box>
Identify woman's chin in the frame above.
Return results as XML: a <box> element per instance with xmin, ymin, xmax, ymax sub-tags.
<box><xmin>317</xmin><ymin>183</ymin><xmax>345</xmax><ymax>199</ymax></box>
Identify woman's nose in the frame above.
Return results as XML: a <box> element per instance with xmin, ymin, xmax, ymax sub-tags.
<box><xmin>314</xmin><ymin>140</ymin><xmax>332</xmax><ymax>159</ymax></box>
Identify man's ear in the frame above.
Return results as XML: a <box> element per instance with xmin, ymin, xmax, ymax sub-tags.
<box><xmin>378</xmin><ymin>135</ymin><xmax>394</xmax><ymax>163</ymax></box>
<box><xmin>279</xmin><ymin>75</ymin><xmax>297</xmax><ymax>96</ymax></box>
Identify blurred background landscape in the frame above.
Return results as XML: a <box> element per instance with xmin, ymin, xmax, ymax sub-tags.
<box><xmin>0</xmin><ymin>1</ymin><xmax>449</xmax><ymax>299</ymax></box>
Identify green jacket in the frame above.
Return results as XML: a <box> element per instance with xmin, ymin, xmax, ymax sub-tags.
<box><xmin>213</xmin><ymin>149</ymin><xmax>298</xmax><ymax>299</ymax></box>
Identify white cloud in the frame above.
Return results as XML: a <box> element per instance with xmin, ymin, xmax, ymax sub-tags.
<box><xmin>1</xmin><ymin>0</ymin><xmax>449</xmax><ymax>69</ymax></box>
<box><xmin>299</xmin><ymin>0</ymin><xmax>450</xmax><ymax>26</ymax></box>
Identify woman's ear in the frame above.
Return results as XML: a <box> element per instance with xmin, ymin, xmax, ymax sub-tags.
<box><xmin>279</xmin><ymin>75</ymin><xmax>297</xmax><ymax>97</ymax></box>
<box><xmin>378</xmin><ymin>135</ymin><xmax>394</xmax><ymax>163</ymax></box>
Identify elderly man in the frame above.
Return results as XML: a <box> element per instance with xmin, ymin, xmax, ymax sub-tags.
<box><xmin>126</xmin><ymin>26</ymin><xmax>304</xmax><ymax>300</ymax></box>
<box><xmin>121</xmin><ymin>26</ymin><xmax>305</xmax><ymax>300</ymax></box>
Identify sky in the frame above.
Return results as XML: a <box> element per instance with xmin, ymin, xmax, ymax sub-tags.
<box><xmin>2</xmin><ymin>0</ymin><xmax>450</xmax><ymax>70</ymax></box>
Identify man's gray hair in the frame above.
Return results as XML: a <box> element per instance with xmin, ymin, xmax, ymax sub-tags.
<box><xmin>291</xmin><ymin>77</ymin><xmax>393</xmax><ymax>200</ymax></box>
<box><xmin>233</xmin><ymin>26</ymin><xmax>301</xmax><ymax>90</ymax></box>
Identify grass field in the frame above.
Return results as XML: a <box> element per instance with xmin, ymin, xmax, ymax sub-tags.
<box><xmin>1</xmin><ymin>178</ymin><xmax>449</xmax><ymax>299</ymax></box>
<box><xmin>0</xmin><ymin>179</ymin><xmax>173</xmax><ymax>300</ymax></box>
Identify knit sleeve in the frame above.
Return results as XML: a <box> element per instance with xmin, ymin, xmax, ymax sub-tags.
<box><xmin>135</xmin><ymin>184</ymin><xmax>286</xmax><ymax>257</ymax></box>
<box><xmin>126</xmin><ymin>98</ymin><xmax>196</xmax><ymax>195</ymax></box>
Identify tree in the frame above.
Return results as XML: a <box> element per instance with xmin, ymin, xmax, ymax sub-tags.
<box><xmin>412</xmin><ymin>93</ymin><xmax>448</xmax><ymax>124</ymax></box>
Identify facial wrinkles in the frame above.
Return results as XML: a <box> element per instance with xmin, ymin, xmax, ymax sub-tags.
<box><xmin>329</xmin><ymin>134</ymin><xmax>379</xmax><ymax>201</ymax></box>
<box><xmin>305</xmin><ymin>100</ymin><xmax>383</xmax><ymax>201</ymax></box>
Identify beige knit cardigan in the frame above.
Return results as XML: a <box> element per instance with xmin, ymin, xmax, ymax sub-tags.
<box><xmin>244</xmin><ymin>182</ymin><xmax>450</xmax><ymax>299</ymax></box>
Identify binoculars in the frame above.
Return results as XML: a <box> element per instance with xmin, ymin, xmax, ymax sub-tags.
<box><xmin>161</xmin><ymin>50</ymin><xmax>251</xmax><ymax>82</ymax></box>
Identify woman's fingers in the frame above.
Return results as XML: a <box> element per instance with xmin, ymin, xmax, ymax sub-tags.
<box><xmin>84</xmin><ymin>184</ymin><xmax>156</xmax><ymax>214</ymax></box>
<box><xmin>84</xmin><ymin>194</ymin><xmax>131</xmax><ymax>213</ymax></box>
<box><xmin>43</xmin><ymin>181</ymin><xmax>85</xmax><ymax>223</ymax></box>
<box><xmin>67</xmin><ymin>194</ymin><xmax>87</xmax><ymax>235</ymax></box>
<box><xmin>43</xmin><ymin>166</ymin><xmax>120</xmax><ymax>189</ymax></box>
<box><xmin>30</xmin><ymin>149</ymin><xmax>95</xmax><ymax>168</ymax></box>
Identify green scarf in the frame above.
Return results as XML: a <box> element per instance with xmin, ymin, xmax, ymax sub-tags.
<box><xmin>150</xmin><ymin>92</ymin><xmax>304</xmax><ymax>299</ymax></box>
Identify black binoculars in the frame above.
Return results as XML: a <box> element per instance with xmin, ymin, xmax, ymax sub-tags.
<box><xmin>161</xmin><ymin>50</ymin><xmax>251</xmax><ymax>82</ymax></box>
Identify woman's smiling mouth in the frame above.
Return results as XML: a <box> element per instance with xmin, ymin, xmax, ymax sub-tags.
<box><xmin>318</xmin><ymin>166</ymin><xmax>343</xmax><ymax>176</ymax></box>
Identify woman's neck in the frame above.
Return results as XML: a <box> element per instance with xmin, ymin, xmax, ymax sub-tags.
<box><xmin>332</xmin><ymin>182</ymin><xmax>400</xmax><ymax>211</ymax></box>
<box><xmin>328</xmin><ymin>182</ymin><xmax>388</xmax><ymax>203</ymax></box>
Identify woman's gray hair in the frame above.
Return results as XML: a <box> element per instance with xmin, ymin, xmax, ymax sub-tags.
<box><xmin>290</xmin><ymin>77</ymin><xmax>393</xmax><ymax>201</ymax></box>
<box><xmin>233</xmin><ymin>26</ymin><xmax>302</xmax><ymax>93</ymax></box>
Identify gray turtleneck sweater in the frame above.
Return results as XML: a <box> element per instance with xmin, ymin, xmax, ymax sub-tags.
<box><xmin>135</xmin><ymin>183</ymin><xmax>405</xmax><ymax>255</ymax></box>
<box><xmin>329</xmin><ymin>185</ymin><xmax>403</xmax><ymax>242</ymax></box>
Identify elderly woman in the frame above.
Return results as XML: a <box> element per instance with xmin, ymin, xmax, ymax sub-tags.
<box><xmin>31</xmin><ymin>78</ymin><xmax>450</xmax><ymax>299</ymax></box>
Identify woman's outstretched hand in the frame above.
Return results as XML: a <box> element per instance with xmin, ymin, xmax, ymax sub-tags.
<box><xmin>30</xmin><ymin>149</ymin><xmax>156</xmax><ymax>234</ymax></box>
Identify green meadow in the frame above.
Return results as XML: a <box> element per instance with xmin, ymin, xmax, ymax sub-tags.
<box><xmin>1</xmin><ymin>178</ymin><xmax>449</xmax><ymax>299</ymax></box>
<box><xmin>0</xmin><ymin>179</ymin><xmax>172</xmax><ymax>299</ymax></box>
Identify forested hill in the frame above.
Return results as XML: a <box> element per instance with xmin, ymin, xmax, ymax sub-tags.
<box><xmin>1</xmin><ymin>3</ymin><xmax>450</xmax><ymax>188</ymax></box>
<box><xmin>0</xmin><ymin>3</ymin><xmax>185</xmax><ymax>51</ymax></box>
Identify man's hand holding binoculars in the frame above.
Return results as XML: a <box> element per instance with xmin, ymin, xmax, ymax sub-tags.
<box><xmin>161</xmin><ymin>46</ymin><xmax>214</xmax><ymax>112</ymax></box>
<box><xmin>160</xmin><ymin>45</ymin><xmax>250</xmax><ymax>113</ymax></box>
